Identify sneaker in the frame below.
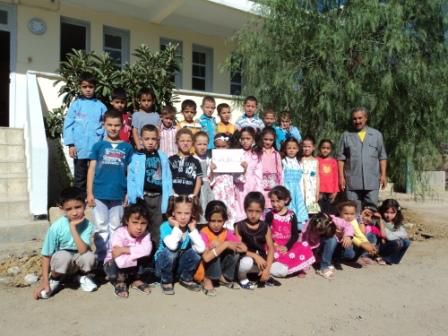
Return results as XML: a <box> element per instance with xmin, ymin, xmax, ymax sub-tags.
<box><xmin>239</xmin><ymin>281</ymin><xmax>256</xmax><ymax>290</ymax></box>
<box><xmin>40</xmin><ymin>278</ymin><xmax>60</xmax><ymax>299</ymax></box>
<box><xmin>265</xmin><ymin>277</ymin><xmax>282</xmax><ymax>287</ymax></box>
<box><xmin>78</xmin><ymin>275</ymin><xmax>98</xmax><ymax>292</ymax></box>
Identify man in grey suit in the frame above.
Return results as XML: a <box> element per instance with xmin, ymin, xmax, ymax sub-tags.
<box><xmin>337</xmin><ymin>107</ymin><xmax>387</xmax><ymax>210</ymax></box>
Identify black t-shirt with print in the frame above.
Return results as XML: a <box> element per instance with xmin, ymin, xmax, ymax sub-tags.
<box><xmin>168</xmin><ymin>155</ymin><xmax>203</xmax><ymax>195</ymax></box>
<box><xmin>144</xmin><ymin>151</ymin><xmax>162</xmax><ymax>193</ymax></box>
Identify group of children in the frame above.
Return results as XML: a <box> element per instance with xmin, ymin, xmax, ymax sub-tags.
<box><xmin>33</xmin><ymin>72</ymin><xmax>411</xmax><ymax>299</ymax></box>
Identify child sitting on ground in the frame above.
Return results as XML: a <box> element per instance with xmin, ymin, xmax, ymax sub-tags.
<box><xmin>33</xmin><ymin>187</ymin><xmax>97</xmax><ymax>300</ymax></box>
<box><xmin>103</xmin><ymin>202</ymin><xmax>152</xmax><ymax>298</ymax></box>
<box><xmin>200</xmin><ymin>201</ymin><xmax>247</xmax><ymax>296</ymax></box>
<box><xmin>155</xmin><ymin>195</ymin><xmax>205</xmax><ymax>295</ymax></box>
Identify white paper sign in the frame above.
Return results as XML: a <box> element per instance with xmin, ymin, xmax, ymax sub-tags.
<box><xmin>212</xmin><ymin>149</ymin><xmax>244</xmax><ymax>173</ymax></box>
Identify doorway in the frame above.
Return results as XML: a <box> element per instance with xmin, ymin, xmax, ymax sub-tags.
<box><xmin>0</xmin><ymin>30</ymin><xmax>10</xmax><ymax>126</ymax></box>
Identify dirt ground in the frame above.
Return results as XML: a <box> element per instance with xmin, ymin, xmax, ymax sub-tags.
<box><xmin>0</xmin><ymin>193</ymin><xmax>447</xmax><ymax>336</ymax></box>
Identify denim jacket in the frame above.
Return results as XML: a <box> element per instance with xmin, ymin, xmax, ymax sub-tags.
<box><xmin>127</xmin><ymin>150</ymin><xmax>173</xmax><ymax>213</ymax></box>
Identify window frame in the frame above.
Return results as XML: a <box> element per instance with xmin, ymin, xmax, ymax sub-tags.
<box><xmin>192</xmin><ymin>44</ymin><xmax>213</xmax><ymax>92</ymax></box>
<box><xmin>103</xmin><ymin>25</ymin><xmax>130</xmax><ymax>68</ymax></box>
<box><xmin>60</xmin><ymin>16</ymin><xmax>90</xmax><ymax>61</ymax></box>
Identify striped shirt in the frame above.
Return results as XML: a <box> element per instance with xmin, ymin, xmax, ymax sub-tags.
<box><xmin>159</xmin><ymin>124</ymin><xmax>178</xmax><ymax>157</ymax></box>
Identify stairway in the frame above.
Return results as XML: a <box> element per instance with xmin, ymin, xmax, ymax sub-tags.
<box><xmin>0</xmin><ymin>127</ymin><xmax>48</xmax><ymax>243</ymax></box>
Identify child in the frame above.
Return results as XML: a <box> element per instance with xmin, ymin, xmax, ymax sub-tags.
<box><xmin>302</xmin><ymin>212</ymin><xmax>354</xmax><ymax>279</ymax></box>
<box><xmin>169</xmin><ymin>128</ymin><xmax>202</xmax><ymax>196</ymax></box>
<box><xmin>317</xmin><ymin>139</ymin><xmax>339</xmax><ymax>214</ymax></box>
<box><xmin>63</xmin><ymin>72</ymin><xmax>107</xmax><ymax>192</ymax></box>
<box><xmin>260</xmin><ymin>127</ymin><xmax>283</xmax><ymax>209</ymax></box>
<box><xmin>274</xmin><ymin>111</ymin><xmax>302</xmax><ymax>150</ymax></box>
<box><xmin>265</xmin><ymin>186</ymin><xmax>315</xmax><ymax>278</ymax></box>
<box><xmin>216</xmin><ymin>103</ymin><xmax>236</xmax><ymax>135</ymax></box>
<box><xmin>103</xmin><ymin>202</ymin><xmax>152</xmax><ymax>298</ymax></box>
<box><xmin>193</xmin><ymin>131</ymin><xmax>214</xmax><ymax>224</ymax></box>
<box><xmin>301</xmin><ymin>135</ymin><xmax>321</xmax><ymax>215</ymax></box>
<box><xmin>359</xmin><ymin>204</ymin><xmax>386</xmax><ymax>264</ymax></box>
<box><xmin>155</xmin><ymin>195</ymin><xmax>205</xmax><ymax>294</ymax></box>
<box><xmin>200</xmin><ymin>201</ymin><xmax>247</xmax><ymax>296</ymax></box>
<box><xmin>210</xmin><ymin>133</ymin><xmax>239</xmax><ymax>230</ymax></box>
<box><xmin>379</xmin><ymin>199</ymin><xmax>411</xmax><ymax>265</ymax></box>
<box><xmin>262</xmin><ymin>108</ymin><xmax>276</xmax><ymax>128</ymax></box>
<box><xmin>132</xmin><ymin>88</ymin><xmax>160</xmax><ymax>150</ymax></box>
<box><xmin>280</xmin><ymin>138</ymin><xmax>308</xmax><ymax>229</ymax></box>
<box><xmin>178</xmin><ymin>99</ymin><xmax>202</xmax><ymax>134</ymax></box>
<box><xmin>198</xmin><ymin>96</ymin><xmax>216</xmax><ymax>149</ymax></box>
<box><xmin>110</xmin><ymin>87</ymin><xmax>132</xmax><ymax>143</ymax></box>
<box><xmin>234</xmin><ymin>127</ymin><xmax>263</xmax><ymax>222</ymax></box>
<box><xmin>159</xmin><ymin>105</ymin><xmax>178</xmax><ymax>157</ymax></box>
<box><xmin>87</xmin><ymin>109</ymin><xmax>134</xmax><ymax>263</ymax></box>
<box><xmin>337</xmin><ymin>201</ymin><xmax>378</xmax><ymax>266</ymax></box>
<box><xmin>235</xmin><ymin>96</ymin><xmax>264</xmax><ymax>132</ymax></box>
<box><xmin>235</xmin><ymin>192</ymin><xmax>277</xmax><ymax>289</ymax></box>
<box><xmin>33</xmin><ymin>187</ymin><xmax>97</xmax><ymax>300</ymax></box>
<box><xmin>127</xmin><ymin>124</ymin><xmax>173</xmax><ymax>247</ymax></box>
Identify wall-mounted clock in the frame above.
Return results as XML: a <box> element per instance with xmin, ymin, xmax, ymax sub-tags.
<box><xmin>28</xmin><ymin>18</ymin><xmax>47</xmax><ymax>35</ymax></box>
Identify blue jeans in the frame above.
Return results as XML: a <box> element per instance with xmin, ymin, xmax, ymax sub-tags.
<box><xmin>103</xmin><ymin>257</ymin><xmax>151</xmax><ymax>283</ymax></box>
<box><xmin>155</xmin><ymin>248</ymin><xmax>201</xmax><ymax>284</ymax></box>
<box><xmin>360</xmin><ymin>232</ymin><xmax>378</xmax><ymax>257</ymax></box>
<box><xmin>380</xmin><ymin>239</ymin><xmax>411</xmax><ymax>264</ymax></box>
<box><xmin>320</xmin><ymin>236</ymin><xmax>356</xmax><ymax>270</ymax></box>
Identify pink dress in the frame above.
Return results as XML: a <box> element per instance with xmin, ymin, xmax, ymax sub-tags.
<box><xmin>210</xmin><ymin>173</ymin><xmax>239</xmax><ymax>230</ymax></box>
<box><xmin>261</xmin><ymin>149</ymin><xmax>283</xmax><ymax>208</ymax></box>
<box><xmin>235</xmin><ymin>150</ymin><xmax>263</xmax><ymax>221</ymax></box>
<box><xmin>269</xmin><ymin>210</ymin><xmax>315</xmax><ymax>274</ymax></box>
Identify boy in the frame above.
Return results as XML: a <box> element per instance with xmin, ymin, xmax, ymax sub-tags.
<box><xmin>178</xmin><ymin>99</ymin><xmax>201</xmax><ymax>134</ymax></box>
<box><xmin>216</xmin><ymin>103</ymin><xmax>236</xmax><ymax>135</ymax></box>
<box><xmin>33</xmin><ymin>187</ymin><xmax>97</xmax><ymax>300</ymax></box>
<box><xmin>263</xmin><ymin>108</ymin><xmax>276</xmax><ymax>128</ymax></box>
<box><xmin>87</xmin><ymin>109</ymin><xmax>134</xmax><ymax>262</ymax></box>
<box><xmin>110</xmin><ymin>87</ymin><xmax>132</xmax><ymax>143</ymax></box>
<box><xmin>198</xmin><ymin>96</ymin><xmax>216</xmax><ymax>149</ymax></box>
<box><xmin>127</xmin><ymin>124</ymin><xmax>173</xmax><ymax>247</ymax></box>
<box><xmin>132</xmin><ymin>88</ymin><xmax>159</xmax><ymax>150</ymax></box>
<box><xmin>63</xmin><ymin>72</ymin><xmax>107</xmax><ymax>192</ymax></box>
<box><xmin>274</xmin><ymin>111</ymin><xmax>302</xmax><ymax>150</ymax></box>
<box><xmin>159</xmin><ymin>105</ymin><xmax>178</xmax><ymax>157</ymax></box>
<box><xmin>235</xmin><ymin>96</ymin><xmax>264</xmax><ymax>132</ymax></box>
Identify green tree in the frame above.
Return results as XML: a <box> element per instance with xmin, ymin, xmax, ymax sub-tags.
<box><xmin>232</xmin><ymin>0</ymin><xmax>448</xmax><ymax>190</ymax></box>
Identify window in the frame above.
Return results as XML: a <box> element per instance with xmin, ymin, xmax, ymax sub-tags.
<box><xmin>160</xmin><ymin>38</ymin><xmax>183</xmax><ymax>88</ymax></box>
<box><xmin>103</xmin><ymin>26</ymin><xmax>130</xmax><ymax>68</ymax></box>
<box><xmin>60</xmin><ymin>17</ymin><xmax>89</xmax><ymax>62</ymax></box>
<box><xmin>230</xmin><ymin>53</ymin><xmax>242</xmax><ymax>95</ymax></box>
<box><xmin>0</xmin><ymin>9</ymin><xmax>7</xmax><ymax>25</ymax></box>
<box><xmin>192</xmin><ymin>44</ymin><xmax>213</xmax><ymax>92</ymax></box>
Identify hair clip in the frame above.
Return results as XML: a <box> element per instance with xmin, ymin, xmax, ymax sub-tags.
<box><xmin>215</xmin><ymin>136</ymin><xmax>229</xmax><ymax>142</ymax></box>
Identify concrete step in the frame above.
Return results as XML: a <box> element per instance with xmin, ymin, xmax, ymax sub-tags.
<box><xmin>0</xmin><ymin>196</ymin><xmax>30</xmax><ymax>220</ymax></box>
<box><xmin>0</xmin><ymin>176</ymin><xmax>28</xmax><ymax>197</ymax></box>
<box><xmin>0</xmin><ymin>219</ymin><xmax>49</xmax><ymax>244</ymax></box>
<box><xmin>0</xmin><ymin>143</ymin><xmax>25</xmax><ymax>162</ymax></box>
<box><xmin>0</xmin><ymin>127</ymin><xmax>24</xmax><ymax>146</ymax></box>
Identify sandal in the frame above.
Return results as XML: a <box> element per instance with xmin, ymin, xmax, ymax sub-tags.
<box><xmin>179</xmin><ymin>279</ymin><xmax>202</xmax><ymax>292</ymax></box>
<box><xmin>375</xmin><ymin>257</ymin><xmax>387</xmax><ymax>265</ymax></box>
<box><xmin>202</xmin><ymin>287</ymin><xmax>217</xmax><ymax>297</ymax></box>
<box><xmin>219</xmin><ymin>280</ymin><xmax>240</xmax><ymax>290</ymax></box>
<box><xmin>316</xmin><ymin>268</ymin><xmax>335</xmax><ymax>280</ymax></box>
<box><xmin>113</xmin><ymin>281</ymin><xmax>129</xmax><ymax>298</ymax></box>
<box><xmin>131</xmin><ymin>281</ymin><xmax>151</xmax><ymax>294</ymax></box>
<box><xmin>161</xmin><ymin>283</ymin><xmax>175</xmax><ymax>295</ymax></box>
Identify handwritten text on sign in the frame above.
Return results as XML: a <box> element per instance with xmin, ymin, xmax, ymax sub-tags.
<box><xmin>212</xmin><ymin>149</ymin><xmax>244</xmax><ymax>173</ymax></box>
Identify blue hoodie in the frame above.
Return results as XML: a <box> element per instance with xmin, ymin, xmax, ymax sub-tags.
<box><xmin>275</xmin><ymin>126</ymin><xmax>302</xmax><ymax>150</ymax></box>
<box><xmin>198</xmin><ymin>114</ymin><xmax>216</xmax><ymax>149</ymax></box>
<box><xmin>127</xmin><ymin>150</ymin><xmax>173</xmax><ymax>214</ymax></box>
<box><xmin>63</xmin><ymin>97</ymin><xmax>107</xmax><ymax>159</ymax></box>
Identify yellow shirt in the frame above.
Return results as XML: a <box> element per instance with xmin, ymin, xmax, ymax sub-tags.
<box><xmin>358</xmin><ymin>129</ymin><xmax>366</xmax><ymax>142</ymax></box>
<box><xmin>216</xmin><ymin>122</ymin><xmax>236</xmax><ymax>135</ymax></box>
<box><xmin>350</xmin><ymin>219</ymin><xmax>369</xmax><ymax>247</ymax></box>
<box><xmin>178</xmin><ymin>120</ymin><xmax>202</xmax><ymax>134</ymax></box>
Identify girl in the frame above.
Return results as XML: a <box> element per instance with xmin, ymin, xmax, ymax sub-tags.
<box><xmin>200</xmin><ymin>201</ymin><xmax>247</xmax><ymax>296</ymax></box>
<box><xmin>280</xmin><ymin>138</ymin><xmax>308</xmax><ymax>229</ymax></box>
<box><xmin>169</xmin><ymin>128</ymin><xmax>202</xmax><ymax>197</ymax></box>
<box><xmin>301</xmin><ymin>212</ymin><xmax>354</xmax><ymax>279</ymax></box>
<box><xmin>103</xmin><ymin>202</ymin><xmax>152</xmax><ymax>298</ymax></box>
<box><xmin>154</xmin><ymin>195</ymin><xmax>205</xmax><ymax>295</ymax></box>
<box><xmin>266</xmin><ymin>186</ymin><xmax>315</xmax><ymax>278</ymax></box>
<box><xmin>234</xmin><ymin>127</ymin><xmax>263</xmax><ymax>222</ymax></box>
<box><xmin>379</xmin><ymin>199</ymin><xmax>411</xmax><ymax>265</ymax></box>
<box><xmin>301</xmin><ymin>135</ymin><xmax>320</xmax><ymax>215</ymax></box>
<box><xmin>317</xmin><ymin>139</ymin><xmax>339</xmax><ymax>214</ymax></box>
<box><xmin>260</xmin><ymin>127</ymin><xmax>283</xmax><ymax>209</ymax></box>
<box><xmin>210</xmin><ymin>133</ymin><xmax>239</xmax><ymax>230</ymax></box>
<box><xmin>193</xmin><ymin>131</ymin><xmax>214</xmax><ymax>224</ymax></box>
<box><xmin>235</xmin><ymin>192</ymin><xmax>278</xmax><ymax>289</ymax></box>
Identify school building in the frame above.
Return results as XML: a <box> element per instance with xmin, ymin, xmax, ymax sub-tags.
<box><xmin>0</xmin><ymin>0</ymin><xmax>257</xmax><ymax>239</ymax></box>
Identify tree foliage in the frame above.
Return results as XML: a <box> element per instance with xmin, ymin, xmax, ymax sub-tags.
<box><xmin>232</xmin><ymin>0</ymin><xmax>448</xmax><ymax>189</ymax></box>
